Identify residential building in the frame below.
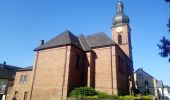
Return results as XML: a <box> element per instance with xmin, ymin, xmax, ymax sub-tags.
<box><xmin>168</xmin><ymin>86</ymin><xmax>170</xmax><ymax>96</ymax></box>
<box><xmin>164</xmin><ymin>85</ymin><xmax>170</xmax><ymax>99</ymax></box>
<box><xmin>134</xmin><ymin>68</ymin><xmax>158</xmax><ymax>97</ymax></box>
<box><xmin>0</xmin><ymin>62</ymin><xmax>20</xmax><ymax>100</ymax></box>
<box><xmin>157</xmin><ymin>80</ymin><xmax>164</xmax><ymax>99</ymax></box>
<box><xmin>6</xmin><ymin>66</ymin><xmax>33</xmax><ymax>100</ymax></box>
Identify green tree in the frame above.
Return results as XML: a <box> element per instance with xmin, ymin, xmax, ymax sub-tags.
<box><xmin>157</xmin><ymin>0</ymin><xmax>170</xmax><ymax>62</ymax></box>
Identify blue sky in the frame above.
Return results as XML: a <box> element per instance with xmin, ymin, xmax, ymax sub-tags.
<box><xmin>0</xmin><ymin>0</ymin><xmax>170</xmax><ymax>85</ymax></box>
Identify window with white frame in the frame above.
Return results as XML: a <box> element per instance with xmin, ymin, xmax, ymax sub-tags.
<box><xmin>20</xmin><ymin>75</ymin><xmax>28</xmax><ymax>83</ymax></box>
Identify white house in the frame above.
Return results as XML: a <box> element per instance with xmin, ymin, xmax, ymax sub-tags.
<box><xmin>134</xmin><ymin>68</ymin><xmax>158</xmax><ymax>97</ymax></box>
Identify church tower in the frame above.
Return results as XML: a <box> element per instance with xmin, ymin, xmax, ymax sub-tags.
<box><xmin>112</xmin><ymin>0</ymin><xmax>132</xmax><ymax>59</ymax></box>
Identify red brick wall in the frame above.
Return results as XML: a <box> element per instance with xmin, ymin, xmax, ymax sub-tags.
<box><xmin>92</xmin><ymin>47</ymin><xmax>113</xmax><ymax>95</ymax></box>
<box><xmin>67</xmin><ymin>46</ymin><xmax>87</xmax><ymax>92</ymax></box>
<box><xmin>31</xmin><ymin>46</ymin><xmax>71</xmax><ymax>100</ymax></box>
<box><xmin>86</xmin><ymin>51</ymin><xmax>95</xmax><ymax>88</ymax></box>
<box><xmin>115</xmin><ymin>46</ymin><xmax>133</xmax><ymax>95</ymax></box>
<box><xmin>7</xmin><ymin>70</ymin><xmax>33</xmax><ymax>100</ymax></box>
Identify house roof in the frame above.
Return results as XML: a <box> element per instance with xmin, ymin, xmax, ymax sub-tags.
<box><xmin>17</xmin><ymin>66</ymin><xmax>33</xmax><ymax>71</ymax></box>
<box><xmin>0</xmin><ymin>69</ymin><xmax>16</xmax><ymax>79</ymax></box>
<box><xmin>135</xmin><ymin>68</ymin><xmax>155</xmax><ymax>79</ymax></box>
<box><xmin>35</xmin><ymin>30</ymin><xmax>116</xmax><ymax>51</ymax></box>
<box><xmin>0</xmin><ymin>64</ymin><xmax>21</xmax><ymax>70</ymax></box>
<box><xmin>0</xmin><ymin>64</ymin><xmax>21</xmax><ymax>79</ymax></box>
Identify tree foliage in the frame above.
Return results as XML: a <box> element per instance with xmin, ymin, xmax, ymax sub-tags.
<box><xmin>165</xmin><ymin>0</ymin><xmax>170</xmax><ymax>3</ymax></box>
<box><xmin>158</xmin><ymin>37</ymin><xmax>170</xmax><ymax>61</ymax></box>
<box><xmin>157</xmin><ymin>0</ymin><xmax>170</xmax><ymax>62</ymax></box>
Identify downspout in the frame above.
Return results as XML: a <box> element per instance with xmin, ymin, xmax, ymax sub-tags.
<box><xmin>61</xmin><ymin>46</ymin><xmax>68</xmax><ymax>100</ymax></box>
<box><xmin>30</xmin><ymin>51</ymin><xmax>39</xmax><ymax>100</ymax></box>
<box><xmin>110</xmin><ymin>46</ymin><xmax>113</xmax><ymax>95</ymax></box>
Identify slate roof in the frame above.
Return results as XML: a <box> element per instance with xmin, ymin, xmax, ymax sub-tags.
<box><xmin>35</xmin><ymin>30</ymin><xmax>82</xmax><ymax>51</ymax></box>
<box><xmin>0</xmin><ymin>68</ymin><xmax>16</xmax><ymax>79</ymax></box>
<box><xmin>17</xmin><ymin>66</ymin><xmax>33</xmax><ymax>71</ymax></box>
<box><xmin>135</xmin><ymin>68</ymin><xmax>155</xmax><ymax>79</ymax></box>
<box><xmin>0</xmin><ymin>64</ymin><xmax>21</xmax><ymax>70</ymax></box>
<box><xmin>78</xmin><ymin>35</ymin><xmax>91</xmax><ymax>51</ymax></box>
<box><xmin>35</xmin><ymin>30</ymin><xmax>116</xmax><ymax>51</ymax></box>
<box><xmin>86</xmin><ymin>32</ymin><xmax>115</xmax><ymax>48</ymax></box>
<box><xmin>0</xmin><ymin>64</ymin><xmax>21</xmax><ymax>79</ymax></box>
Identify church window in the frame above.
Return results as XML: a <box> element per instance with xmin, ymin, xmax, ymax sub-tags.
<box><xmin>118</xmin><ymin>56</ymin><xmax>121</xmax><ymax>73</ymax></box>
<box><xmin>118</xmin><ymin>34</ymin><xmax>122</xmax><ymax>44</ymax></box>
<box><xmin>118</xmin><ymin>55</ymin><xmax>124</xmax><ymax>74</ymax></box>
<box><xmin>121</xmin><ymin>58</ymin><xmax>125</xmax><ymax>74</ymax></box>
<box><xmin>126</xmin><ymin>63</ymin><xmax>130</xmax><ymax>75</ymax></box>
<box><xmin>75</xmin><ymin>55</ymin><xmax>80</xmax><ymax>68</ymax></box>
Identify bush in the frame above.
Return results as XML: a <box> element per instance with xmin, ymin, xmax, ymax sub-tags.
<box><xmin>69</xmin><ymin>87</ymin><xmax>153</xmax><ymax>99</ymax></box>
<box><xmin>69</xmin><ymin>87</ymin><xmax>97</xmax><ymax>97</ymax></box>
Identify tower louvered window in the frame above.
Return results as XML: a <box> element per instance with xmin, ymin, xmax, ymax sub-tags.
<box><xmin>118</xmin><ymin>34</ymin><xmax>122</xmax><ymax>44</ymax></box>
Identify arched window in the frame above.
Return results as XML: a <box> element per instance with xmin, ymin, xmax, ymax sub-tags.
<box><xmin>118</xmin><ymin>34</ymin><xmax>122</xmax><ymax>44</ymax></box>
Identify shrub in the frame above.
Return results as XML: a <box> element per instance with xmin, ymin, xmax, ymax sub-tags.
<box><xmin>69</xmin><ymin>87</ymin><xmax>96</xmax><ymax>97</ymax></box>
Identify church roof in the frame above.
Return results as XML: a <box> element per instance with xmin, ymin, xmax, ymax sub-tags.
<box><xmin>34</xmin><ymin>30</ymin><xmax>115</xmax><ymax>51</ymax></box>
<box><xmin>86</xmin><ymin>32</ymin><xmax>114</xmax><ymax>48</ymax></box>
<box><xmin>78</xmin><ymin>35</ymin><xmax>91</xmax><ymax>51</ymax></box>
<box><xmin>112</xmin><ymin>0</ymin><xmax>130</xmax><ymax>26</ymax></box>
<box><xmin>34</xmin><ymin>30</ymin><xmax>82</xmax><ymax>51</ymax></box>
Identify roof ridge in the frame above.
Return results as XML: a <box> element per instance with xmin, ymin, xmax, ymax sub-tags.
<box><xmin>84</xmin><ymin>35</ymin><xmax>92</xmax><ymax>47</ymax></box>
<box><xmin>78</xmin><ymin>35</ymin><xmax>86</xmax><ymax>50</ymax></box>
<box><xmin>67</xmin><ymin>30</ymin><xmax>72</xmax><ymax>44</ymax></box>
<box><xmin>135</xmin><ymin>68</ymin><xmax>156</xmax><ymax>79</ymax></box>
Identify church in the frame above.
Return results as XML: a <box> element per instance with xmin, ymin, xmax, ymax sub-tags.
<box><xmin>7</xmin><ymin>1</ymin><xmax>134</xmax><ymax>100</ymax></box>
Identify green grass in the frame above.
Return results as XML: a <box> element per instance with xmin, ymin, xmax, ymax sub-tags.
<box><xmin>69</xmin><ymin>87</ymin><xmax>153</xmax><ymax>99</ymax></box>
<box><xmin>69</xmin><ymin>87</ymin><xmax>117</xmax><ymax>99</ymax></box>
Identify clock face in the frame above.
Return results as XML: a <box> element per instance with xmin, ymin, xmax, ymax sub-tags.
<box><xmin>116</xmin><ymin>27</ymin><xmax>122</xmax><ymax>32</ymax></box>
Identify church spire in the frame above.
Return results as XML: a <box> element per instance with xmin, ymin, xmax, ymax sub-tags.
<box><xmin>117</xmin><ymin>0</ymin><xmax>124</xmax><ymax>14</ymax></box>
<box><xmin>112</xmin><ymin>0</ymin><xmax>129</xmax><ymax>26</ymax></box>
<box><xmin>112</xmin><ymin>0</ymin><xmax>132</xmax><ymax>60</ymax></box>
